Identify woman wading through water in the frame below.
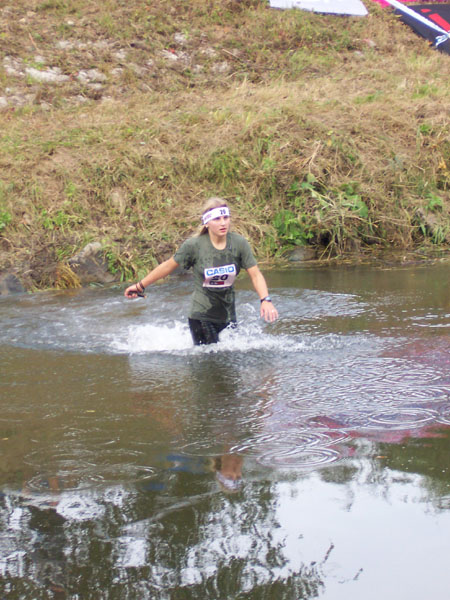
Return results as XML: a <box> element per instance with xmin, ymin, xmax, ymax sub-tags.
<box><xmin>124</xmin><ymin>197</ymin><xmax>278</xmax><ymax>345</ymax></box>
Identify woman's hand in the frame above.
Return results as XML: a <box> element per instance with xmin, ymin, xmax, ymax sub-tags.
<box><xmin>124</xmin><ymin>283</ymin><xmax>145</xmax><ymax>298</ymax></box>
<box><xmin>260</xmin><ymin>300</ymin><xmax>278</xmax><ymax>323</ymax></box>
<box><xmin>124</xmin><ymin>258</ymin><xmax>179</xmax><ymax>299</ymax></box>
<box><xmin>246</xmin><ymin>265</ymin><xmax>279</xmax><ymax>323</ymax></box>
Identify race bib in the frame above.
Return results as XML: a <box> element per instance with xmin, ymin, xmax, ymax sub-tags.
<box><xmin>203</xmin><ymin>264</ymin><xmax>237</xmax><ymax>288</ymax></box>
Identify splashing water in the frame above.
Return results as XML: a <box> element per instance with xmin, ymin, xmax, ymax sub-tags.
<box><xmin>113</xmin><ymin>319</ymin><xmax>311</xmax><ymax>355</ymax></box>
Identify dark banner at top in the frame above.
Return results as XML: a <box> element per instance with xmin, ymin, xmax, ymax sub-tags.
<box><xmin>393</xmin><ymin>2</ymin><xmax>450</xmax><ymax>54</ymax></box>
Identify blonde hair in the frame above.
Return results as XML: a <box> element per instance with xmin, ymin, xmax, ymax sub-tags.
<box><xmin>196</xmin><ymin>196</ymin><xmax>230</xmax><ymax>236</ymax></box>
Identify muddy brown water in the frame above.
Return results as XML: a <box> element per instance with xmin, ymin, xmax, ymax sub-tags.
<box><xmin>1</xmin><ymin>261</ymin><xmax>449</xmax><ymax>599</ymax></box>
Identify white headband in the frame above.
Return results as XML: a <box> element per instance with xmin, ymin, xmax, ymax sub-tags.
<box><xmin>202</xmin><ymin>206</ymin><xmax>230</xmax><ymax>225</ymax></box>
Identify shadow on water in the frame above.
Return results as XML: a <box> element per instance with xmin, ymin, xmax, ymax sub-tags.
<box><xmin>1</xmin><ymin>262</ymin><xmax>450</xmax><ymax>599</ymax></box>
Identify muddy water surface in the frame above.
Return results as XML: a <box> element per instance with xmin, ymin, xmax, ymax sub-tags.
<box><xmin>1</xmin><ymin>261</ymin><xmax>449</xmax><ymax>599</ymax></box>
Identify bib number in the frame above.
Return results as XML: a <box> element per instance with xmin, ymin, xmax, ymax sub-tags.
<box><xmin>203</xmin><ymin>264</ymin><xmax>236</xmax><ymax>288</ymax></box>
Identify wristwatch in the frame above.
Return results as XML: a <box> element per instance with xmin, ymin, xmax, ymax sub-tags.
<box><xmin>260</xmin><ymin>296</ymin><xmax>272</xmax><ymax>303</ymax></box>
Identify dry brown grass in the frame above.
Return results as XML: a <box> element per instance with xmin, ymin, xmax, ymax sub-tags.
<box><xmin>1</xmin><ymin>0</ymin><xmax>450</xmax><ymax>288</ymax></box>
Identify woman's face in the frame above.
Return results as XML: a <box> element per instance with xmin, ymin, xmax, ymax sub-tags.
<box><xmin>207</xmin><ymin>214</ymin><xmax>230</xmax><ymax>238</ymax></box>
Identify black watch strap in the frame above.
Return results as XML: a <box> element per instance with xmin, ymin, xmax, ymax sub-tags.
<box><xmin>260</xmin><ymin>296</ymin><xmax>272</xmax><ymax>303</ymax></box>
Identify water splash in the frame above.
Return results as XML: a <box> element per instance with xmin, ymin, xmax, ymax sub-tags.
<box><xmin>112</xmin><ymin>319</ymin><xmax>312</xmax><ymax>356</ymax></box>
<box><xmin>114</xmin><ymin>321</ymin><xmax>193</xmax><ymax>353</ymax></box>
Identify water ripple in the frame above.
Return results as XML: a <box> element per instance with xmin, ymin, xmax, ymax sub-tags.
<box><xmin>230</xmin><ymin>430</ymin><xmax>349</xmax><ymax>470</ymax></box>
<box><xmin>257</xmin><ymin>447</ymin><xmax>341</xmax><ymax>469</ymax></box>
<box><xmin>365</xmin><ymin>408</ymin><xmax>439</xmax><ymax>430</ymax></box>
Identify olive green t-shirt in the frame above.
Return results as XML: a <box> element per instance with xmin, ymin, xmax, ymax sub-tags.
<box><xmin>173</xmin><ymin>232</ymin><xmax>257</xmax><ymax>323</ymax></box>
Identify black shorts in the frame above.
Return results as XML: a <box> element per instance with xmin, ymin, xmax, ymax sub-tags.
<box><xmin>188</xmin><ymin>318</ymin><xmax>236</xmax><ymax>346</ymax></box>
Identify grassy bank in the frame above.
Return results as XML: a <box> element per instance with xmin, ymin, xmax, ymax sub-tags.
<box><xmin>1</xmin><ymin>0</ymin><xmax>450</xmax><ymax>289</ymax></box>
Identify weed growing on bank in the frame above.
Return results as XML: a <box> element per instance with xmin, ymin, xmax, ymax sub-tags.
<box><xmin>0</xmin><ymin>0</ymin><xmax>449</xmax><ymax>288</ymax></box>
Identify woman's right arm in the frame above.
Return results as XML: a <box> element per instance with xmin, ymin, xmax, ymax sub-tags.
<box><xmin>124</xmin><ymin>257</ymin><xmax>180</xmax><ymax>298</ymax></box>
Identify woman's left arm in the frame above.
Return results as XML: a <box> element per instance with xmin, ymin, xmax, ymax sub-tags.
<box><xmin>246</xmin><ymin>265</ymin><xmax>278</xmax><ymax>323</ymax></box>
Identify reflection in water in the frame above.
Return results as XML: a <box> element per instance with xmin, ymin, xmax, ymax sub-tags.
<box><xmin>1</xmin><ymin>262</ymin><xmax>450</xmax><ymax>598</ymax></box>
<box><xmin>2</xmin><ymin>451</ymin><xmax>450</xmax><ymax>599</ymax></box>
